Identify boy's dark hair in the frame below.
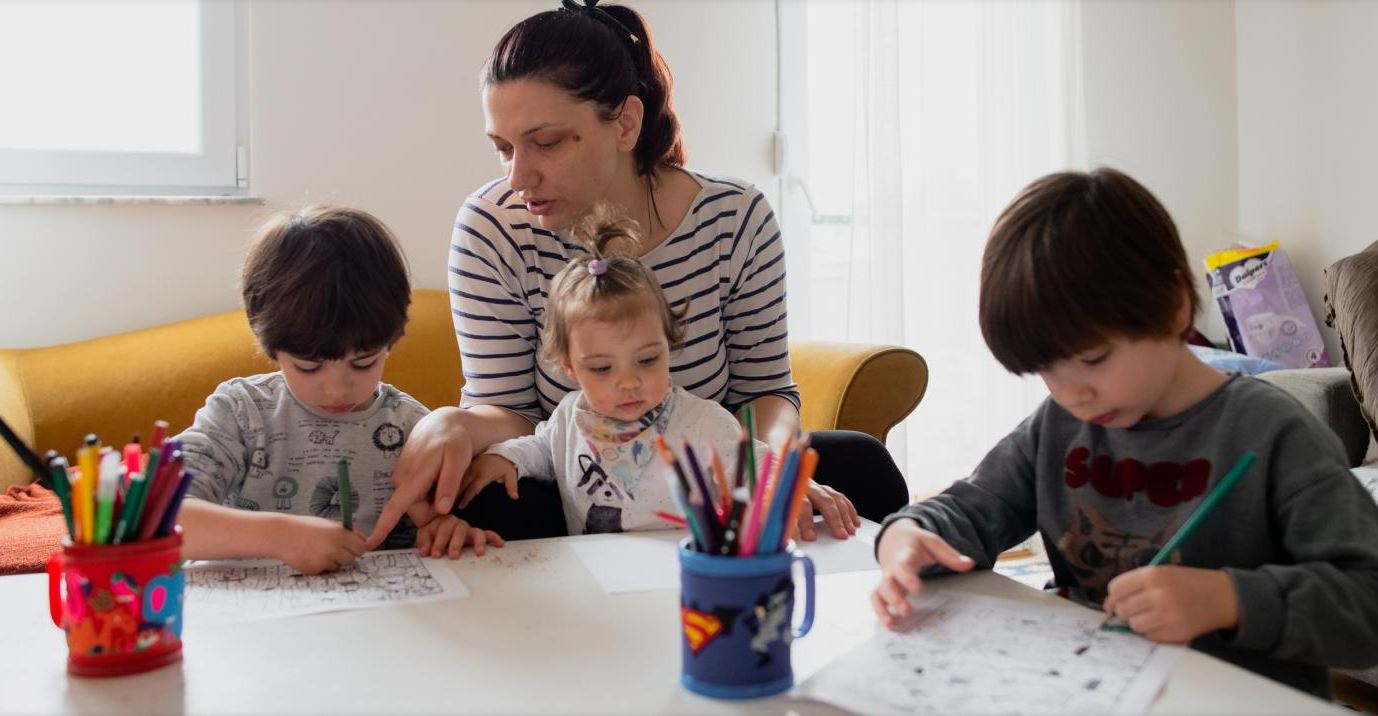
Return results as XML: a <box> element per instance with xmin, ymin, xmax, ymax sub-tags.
<box><xmin>542</xmin><ymin>203</ymin><xmax>685</xmax><ymax>366</ymax></box>
<box><xmin>980</xmin><ymin>167</ymin><xmax>1200</xmax><ymax>375</ymax></box>
<box><xmin>241</xmin><ymin>205</ymin><xmax>411</xmax><ymax>361</ymax></box>
<box><xmin>484</xmin><ymin>2</ymin><xmax>684</xmax><ymax>176</ymax></box>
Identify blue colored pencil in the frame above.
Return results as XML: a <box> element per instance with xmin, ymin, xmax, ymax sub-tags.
<box><xmin>754</xmin><ymin>443</ymin><xmax>801</xmax><ymax>554</ymax></box>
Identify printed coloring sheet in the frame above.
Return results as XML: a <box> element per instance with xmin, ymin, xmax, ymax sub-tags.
<box><xmin>799</xmin><ymin>592</ymin><xmax>1180</xmax><ymax>715</ymax></box>
<box><xmin>183</xmin><ymin>549</ymin><xmax>469</xmax><ymax>625</ymax></box>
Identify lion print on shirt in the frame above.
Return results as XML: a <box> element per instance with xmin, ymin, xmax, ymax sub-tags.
<box><xmin>1055</xmin><ymin>501</ymin><xmax>1177</xmax><ymax>600</ymax></box>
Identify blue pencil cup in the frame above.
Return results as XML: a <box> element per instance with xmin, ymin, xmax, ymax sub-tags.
<box><xmin>677</xmin><ymin>538</ymin><xmax>816</xmax><ymax>699</ymax></box>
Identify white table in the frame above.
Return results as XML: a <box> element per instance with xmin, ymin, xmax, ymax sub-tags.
<box><xmin>0</xmin><ymin>527</ymin><xmax>1341</xmax><ymax>715</ymax></box>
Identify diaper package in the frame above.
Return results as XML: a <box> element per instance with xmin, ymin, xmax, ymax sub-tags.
<box><xmin>1203</xmin><ymin>242</ymin><xmax>1330</xmax><ymax>369</ymax></box>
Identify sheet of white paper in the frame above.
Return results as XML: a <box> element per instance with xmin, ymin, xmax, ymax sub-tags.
<box><xmin>569</xmin><ymin>518</ymin><xmax>882</xmax><ymax>594</ymax></box>
<box><xmin>183</xmin><ymin>549</ymin><xmax>469</xmax><ymax>625</ymax></box>
<box><xmin>798</xmin><ymin>592</ymin><xmax>1181</xmax><ymax>715</ymax></box>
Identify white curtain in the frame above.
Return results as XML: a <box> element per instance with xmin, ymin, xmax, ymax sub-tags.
<box><xmin>789</xmin><ymin>0</ymin><xmax>1086</xmax><ymax>497</ymax></box>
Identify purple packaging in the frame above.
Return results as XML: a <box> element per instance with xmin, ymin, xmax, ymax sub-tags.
<box><xmin>1203</xmin><ymin>242</ymin><xmax>1330</xmax><ymax>369</ymax></box>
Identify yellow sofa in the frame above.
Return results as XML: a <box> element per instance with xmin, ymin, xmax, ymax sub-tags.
<box><xmin>0</xmin><ymin>289</ymin><xmax>928</xmax><ymax>489</ymax></box>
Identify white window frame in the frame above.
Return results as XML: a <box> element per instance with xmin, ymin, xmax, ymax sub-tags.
<box><xmin>0</xmin><ymin>0</ymin><xmax>243</xmax><ymax>195</ymax></box>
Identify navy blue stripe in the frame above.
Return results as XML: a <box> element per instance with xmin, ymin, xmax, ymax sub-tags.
<box><xmin>723</xmin><ymin>293</ymin><xmax>785</xmax><ymax>323</ymax></box>
<box><xmin>674</xmin><ymin>349</ymin><xmax>720</xmax><ymax>373</ymax></box>
<box><xmin>651</xmin><ymin>236</ymin><xmax>719</xmax><ymax>272</ymax></box>
<box><xmin>660</xmin><ymin>261</ymin><xmax>716</xmax><ymax>291</ymax></box>
<box><xmin>727</xmin><ymin>331</ymin><xmax>787</xmax><ymax>351</ymax></box>
<box><xmin>461</xmin><ymin>348</ymin><xmax>534</xmax><ymax>360</ymax></box>
<box><xmin>732</xmin><ymin>272</ymin><xmax>785</xmax><ymax>305</ymax></box>
<box><xmin>462</xmin><ymin>385</ymin><xmax>532</xmax><ymax>399</ymax></box>
<box><xmin>463</xmin><ymin>367</ymin><xmax>535</xmax><ymax>380</ymax></box>
<box><xmin>681</xmin><ymin>328</ymin><xmax>719</xmax><ymax>349</ymax></box>
<box><xmin>476</xmin><ymin>177</ymin><xmax>504</xmax><ymax>199</ymax></box>
<box><xmin>463</xmin><ymin>202</ymin><xmax>536</xmax><ymax>259</ymax></box>
<box><xmin>730</xmin><ymin>193</ymin><xmax>765</xmax><ymax>249</ymax></box>
<box><xmin>666</xmin><ymin>210</ymin><xmax>737</xmax><ymax>248</ymax></box>
<box><xmin>737</xmin><ymin>351</ymin><xmax>789</xmax><ymax>364</ymax></box>
<box><xmin>681</xmin><ymin>360</ymin><xmax>728</xmax><ymax>393</ymax></box>
<box><xmin>730</xmin><ymin>368</ymin><xmax>792</xmax><ymax>383</ymax></box>
<box><xmin>752</xmin><ymin>210</ymin><xmax>777</xmax><ymax>238</ymax></box>
<box><xmin>536</xmin><ymin>364</ymin><xmax>576</xmax><ymax>394</ymax></box>
<box><xmin>452</xmin><ymin>242</ymin><xmax>512</xmax><ymax>284</ymax></box>
<box><xmin>725</xmin><ymin>313</ymin><xmax>786</xmax><ymax>338</ymax></box>
<box><xmin>692</xmin><ymin>189</ymin><xmax>740</xmax><ymax>214</ymax></box>
<box><xmin>448</xmin><ymin>266</ymin><xmax>501</xmax><ymax>286</ymax></box>
<box><xmin>457</xmin><ymin>330</ymin><xmax>521</xmax><ymax>341</ymax></box>
<box><xmin>455</xmin><ymin>224</ymin><xmax>520</xmax><ymax>283</ymax></box>
<box><xmin>450</xmin><ymin>288</ymin><xmax>521</xmax><ymax>307</ymax></box>
<box><xmin>732</xmin><ymin>246</ymin><xmax>783</xmax><ymax>300</ymax></box>
<box><xmin>700</xmin><ymin>174</ymin><xmax>748</xmax><ymax>191</ymax></box>
<box><xmin>453</xmin><ymin>309</ymin><xmax>537</xmax><ymax>326</ymax></box>
<box><xmin>496</xmin><ymin>188</ymin><xmax>514</xmax><ymax>205</ymax></box>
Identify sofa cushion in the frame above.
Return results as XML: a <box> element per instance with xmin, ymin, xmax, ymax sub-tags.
<box><xmin>1324</xmin><ymin>241</ymin><xmax>1378</xmax><ymax>449</ymax></box>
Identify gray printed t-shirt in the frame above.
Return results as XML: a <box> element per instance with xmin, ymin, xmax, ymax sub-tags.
<box><xmin>177</xmin><ymin>372</ymin><xmax>429</xmax><ymax>545</ymax></box>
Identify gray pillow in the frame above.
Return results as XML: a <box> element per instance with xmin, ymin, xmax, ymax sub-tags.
<box><xmin>1324</xmin><ymin>240</ymin><xmax>1378</xmax><ymax>447</ymax></box>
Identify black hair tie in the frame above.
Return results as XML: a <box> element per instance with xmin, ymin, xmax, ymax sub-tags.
<box><xmin>561</xmin><ymin>0</ymin><xmax>641</xmax><ymax>46</ymax></box>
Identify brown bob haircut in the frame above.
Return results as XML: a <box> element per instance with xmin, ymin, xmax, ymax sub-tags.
<box><xmin>542</xmin><ymin>203</ymin><xmax>685</xmax><ymax>366</ymax></box>
<box><xmin>979</xmin><ymin>167</ymin><xmax>1199</xmax><ymax>375</ymax></box>
<box><xmin>241</xmin><ymin>205</ymin><xmax>411</xmax><ymax>361</ymax></box>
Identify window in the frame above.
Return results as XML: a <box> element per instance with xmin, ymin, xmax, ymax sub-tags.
<box><xmin>780</xmin><ymin>0</ymin><xmax>1083</xmax><ymax>494</ymax></box>
<box><xmin>0</xmin><ymin>0</ymin><xmax>243</xmax><ymax>194</ymax></box>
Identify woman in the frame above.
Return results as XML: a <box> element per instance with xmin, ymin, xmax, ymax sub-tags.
<box><xmin>368</xmin><ymin>1</ymin><xmax>907</xmax><ymax>548</ymax></box>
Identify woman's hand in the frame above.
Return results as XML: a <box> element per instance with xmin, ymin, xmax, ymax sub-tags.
<box><xmin>366</xmin><ymin>407</ymin><xmax>474</xmax><ymax>550</ymax></box>
<box><xmin>274</xmin><ymin>515</ymin><xmax>367</xmax><ymax>576</ymax></box>
<box><xmin>789</xmin><ymin>482</ymin><xmax>861</xmax><ymax>541</ymax></box>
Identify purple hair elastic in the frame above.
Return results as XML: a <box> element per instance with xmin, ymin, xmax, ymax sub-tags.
<box><xmin>588</xmin><ymin>259</ymin><xmax>608</xmax><ymax>276</ymax></box>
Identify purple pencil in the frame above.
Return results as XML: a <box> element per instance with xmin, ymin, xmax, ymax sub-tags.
<box><xmin>154</xmin><ymin>469</ymin><xmax>193</xmax><ymax>537</ymax></box>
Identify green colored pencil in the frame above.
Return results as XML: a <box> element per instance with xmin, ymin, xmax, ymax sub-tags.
<box><xmin>337</xmin><ymin>459</ymin><xmax>352</xmax><ymax>531</ymax></box>
<box><xmin>1101</xmin><ymin>451</ymin><xmax>1257</xmax><ymax>631</ymax></box>
<box><xmin>1147</xmin><ymin>451</ymin><xmax>1257</xmax><ymax>567</ymax></box>
<box><xmin>743</xmin><ymin>403</ymin><xmax>758</xmax><ymax>493</ymax></box>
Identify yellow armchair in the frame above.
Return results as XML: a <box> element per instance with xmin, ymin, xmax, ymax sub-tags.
<box><xmin>0</xmin><ymin>290</ymin><xmax>927</xmax><ymax>489</ymax></box>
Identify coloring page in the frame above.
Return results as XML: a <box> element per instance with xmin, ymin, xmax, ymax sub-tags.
<box><xmin>183</xmin><ymin>549</ymin><xmax>469</xmax><ymax>625</ymax></box>
<box><xmin>798</xmin><ymin>592</ymin><xmax>1180</xmax><ymax>715</ymax></box>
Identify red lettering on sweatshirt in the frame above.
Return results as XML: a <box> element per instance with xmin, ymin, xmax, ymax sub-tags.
<box><xmin>1064</xmin><ymin>446</ymin><xmax>1211</xmax><ymax>507</ymax></box>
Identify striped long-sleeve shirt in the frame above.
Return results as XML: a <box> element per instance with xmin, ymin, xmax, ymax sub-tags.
<box><xmin>448</xmin><ymin>171</ymin><xmax>800</xmax><ymax>424</ymax></box>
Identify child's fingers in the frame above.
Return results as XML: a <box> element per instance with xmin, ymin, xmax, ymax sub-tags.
<box><xmin>469</xmin><ymin>528</ymin><xmax>489</xmax><ymax>556</ymax></box>
<box><xmin>416</xmin><ymin>525</ymin><xmax>433</xmax><ymax>555</ymax></box>
<box><xmin>917</xmin><ymin>533</ymin><xmax>975</xmax><ymax>572</ymax></box>
<box><xmin>485</xmin><ymin>530</ymin><xmax>505</xmax><ymax>547</ymax></box>
<box><xmin>456</xmin><ymin>471</ymin><xmax>493</xmax><ymax>510</ymax></box>
<box><xmin>448</xmin><ymin>525</ymin><xmax>468</xmax><ymax>560</ymax></box>
<box><xmin>430</xmin><ymin>519</ymin><xmax>458</xmax><ymax>558</ymax></box>
<box><xmin>504</xmin><ymin>472</ymin><xmax>520</xmax><ymax>500</ymax></box>
<box><xmin>872</xmin><ymin>576</ymin><xmax>913</xmax><ymax>625</ymax></box>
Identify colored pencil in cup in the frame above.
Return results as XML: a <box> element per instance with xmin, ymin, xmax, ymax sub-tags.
<box><xmin>0</xmin><ymin>413</ymin><xmax>53</xmax><ymax>485</ymax></box>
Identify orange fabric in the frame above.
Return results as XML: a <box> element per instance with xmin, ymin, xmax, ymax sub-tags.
<box><xmin>0</xmin><ymin>483</ymin><xmax>66</xmax><ymax>575</ymax></box>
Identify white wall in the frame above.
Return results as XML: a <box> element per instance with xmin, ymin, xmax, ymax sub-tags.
<box><xmin>0</xmin><ymin>0</ymin><xmax>778</xmax><ymax>348</ymax></box>
<box><xmin>1080</xmin><ymin>0</ymin><xmax>1240</xmax><ymax>343</ymax></box>
<box><xmin>1236</xmin><ymin>0</ymin><xmax>1378</xmax><ymax>362</ymax></box>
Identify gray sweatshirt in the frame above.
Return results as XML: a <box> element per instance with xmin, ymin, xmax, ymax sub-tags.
<box><xmin>178</xmin><ymin>372</ymin><xmax>429</xmax><ymax>546</ymax></box>
<box><xmin>881</xmin><ymin>376</ymin><xmax>1378</xmax><ymax>698</ymax></box>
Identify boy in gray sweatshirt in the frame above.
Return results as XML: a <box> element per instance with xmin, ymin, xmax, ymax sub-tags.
<box><xmin>873</xmin><ymin>168</ymin><xmax>1378</xmax><ymax>699</ymax></box>
<box><xmin>177</xmin><ymin>206</ymin><xmax>502</xmax><ymax>575</ymax></box>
